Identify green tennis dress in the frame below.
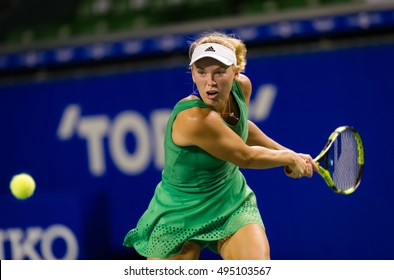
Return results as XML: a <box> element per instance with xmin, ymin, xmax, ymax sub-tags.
<box><xmin>123</xmin><ymin>81</ymin><xmax>264</xmax><ymax>258</ymax></box>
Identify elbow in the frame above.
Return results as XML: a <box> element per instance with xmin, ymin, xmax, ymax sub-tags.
<box><xmin>238</xmin><ymin>162</ymin><xmax>252</xmax><ymax>169</ymax></box>
<box><xmin>235</xmin><ymin>153</ymin><xmax>254</xmax><ymax>169</ymax></box>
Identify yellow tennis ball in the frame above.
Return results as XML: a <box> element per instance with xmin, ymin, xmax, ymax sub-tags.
<box><xmin>10</xmin><ymin>173</ymin><xmax>36</xmax><ymax>199</ymax></box>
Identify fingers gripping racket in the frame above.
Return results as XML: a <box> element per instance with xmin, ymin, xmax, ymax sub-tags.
<box><xmin>314</xmin><ymin>126</ymin><xmax>364</xmax><ymax>194</ymax></box>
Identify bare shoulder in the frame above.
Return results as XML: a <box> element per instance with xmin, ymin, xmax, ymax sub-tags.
<box><xmin>237</xmin><ymin>74</ymin><xmax>252</xmax><ymax>104</ymax></box>
<box><xmin>176</xmin><ymin>95</ymin><xmax>216</xmax><ymax>128</ymax></box>
<box><xmin>176</xmin><ymin>106</ymin><xmax>218</xmax><ymax>128</ymax></box>
<box><xmin>173</xmin><ymin>106</ymin><xmax>222</xmax><ymax>146</ymax></box>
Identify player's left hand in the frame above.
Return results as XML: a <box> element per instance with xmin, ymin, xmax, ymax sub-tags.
<box><xmin>284</xmin><ymin>153</ymin><xmax>318</xmax><ymax>178</ymax></box>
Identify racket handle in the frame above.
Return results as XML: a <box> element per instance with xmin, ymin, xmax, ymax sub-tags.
<box><xmin>284</xmin><ymin>165</ymin><xmax>293</xmax><ymax>175</ymax></box>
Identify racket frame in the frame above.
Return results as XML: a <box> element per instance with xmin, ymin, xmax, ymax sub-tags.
<box><xmin>314</xmin><ymin>126</ymin><xmax>364</xmax><ymax>194</ymax></box>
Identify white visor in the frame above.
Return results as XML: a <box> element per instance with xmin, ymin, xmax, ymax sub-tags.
<box><xmin>189</xmin><ymin>43</ymin><xmax>237</xmax><ymax>67</ymax></box>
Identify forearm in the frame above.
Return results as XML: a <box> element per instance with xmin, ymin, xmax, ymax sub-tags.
<box><xmin>238</xmin><ymin>146</ymin><xmax>297</xmax><ymax>169</ymax></box>
<box><xmin>246</xmin><ymin>121</ymin><xmax>289</xmax><ymax>150</ymax></box>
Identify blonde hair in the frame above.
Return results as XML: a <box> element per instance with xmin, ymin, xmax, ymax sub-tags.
<box><xmin>189</xmin><ymin>31</ymin><xmax>247</xmax><ymax>72</ymax></box>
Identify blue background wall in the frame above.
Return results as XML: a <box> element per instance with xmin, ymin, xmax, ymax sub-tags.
<box><xmin>0</xmin><ymin>42</ymin><xmax>393</xmax><ymax>260</ymax></box>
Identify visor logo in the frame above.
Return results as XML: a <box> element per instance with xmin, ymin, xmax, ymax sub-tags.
<box><xmin>204</xmin><ymin>46</ymin><xmax>215</xmax><ymax>52</ymax></box>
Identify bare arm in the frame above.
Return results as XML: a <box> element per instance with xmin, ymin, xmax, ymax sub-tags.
<box><xmin>246</xmin><ymin>120</ymin><xmax>288</xmax><ymax>150</ymax></box>
<box><xmin>237</xmin><ymin>74</ymin><xmax>287</xmax><ymax>150</ymax></box>
<box><xmin>172</xmin><ymin>106</ymin><xmax>301</xmax><ymax>170</ymax></box>
<box><xmin>172</xmin><ymin>74</ymin><xmax>316</xmax><ymax>176</ymax></box>
<box><xmin>238</xmin><ymin>73</ymin><xmax>318</xmax><ymax>175</ymax></box>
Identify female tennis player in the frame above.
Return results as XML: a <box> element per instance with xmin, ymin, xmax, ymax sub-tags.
<box><xmin>123</xmin><ymin>31</ymin><xmax>318</xmax><ymax>260</ymax></box>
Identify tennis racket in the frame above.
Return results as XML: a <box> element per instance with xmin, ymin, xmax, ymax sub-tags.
<box><xmin>314</xmin><ymin>126</ymin><xmax>364</xmax><ymax>194</ymax></box>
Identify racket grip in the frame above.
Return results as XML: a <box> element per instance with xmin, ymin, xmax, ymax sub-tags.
<box><xmin>284</xmin><ymin>165</ymin><xmax>293</xmax><ymax>175</ymax></box>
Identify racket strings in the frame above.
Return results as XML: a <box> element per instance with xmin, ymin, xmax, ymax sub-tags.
<box><xmin>330</xmin><ymin>130</ymin><xmax>361</xmax><ymax>191</ymax></box>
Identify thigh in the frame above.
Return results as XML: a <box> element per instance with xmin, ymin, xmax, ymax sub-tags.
<box><xmin>219</xmin><ymin>224</ymin><xmax>270</xmax><ymax>260</ymax></box>
<box><xmin>147</xmin><ymin>241</ymin><xmax>201</xmax><ymax>260</ymax></box>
